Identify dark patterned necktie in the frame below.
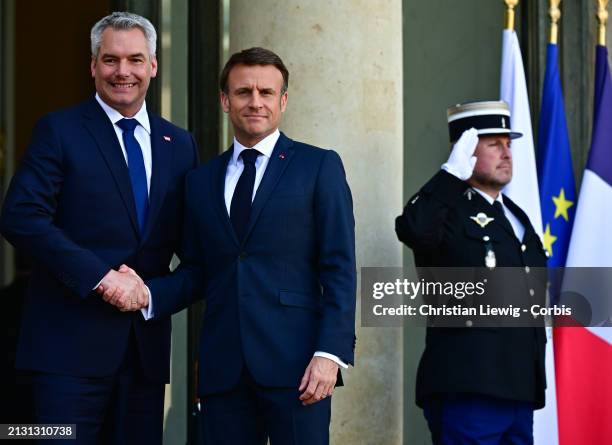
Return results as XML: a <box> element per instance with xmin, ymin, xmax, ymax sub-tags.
<box><xmin>230</xmin><ymin>149</ymin><xmax>261</xmax><ymax>242</ymax></box>
<box><xmin>493</xmin><ymin>201</ymin><xmax>514</xmax><ymax>236</ymax></box>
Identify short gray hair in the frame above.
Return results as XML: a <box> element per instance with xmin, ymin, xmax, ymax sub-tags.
<box><xmin>91</xmin><ymin>12</ymin><xmax>157</xmax><ymax>58</ymax></box>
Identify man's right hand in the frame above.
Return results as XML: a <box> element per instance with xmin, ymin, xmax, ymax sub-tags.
<box><xmin>442</xmin><ymin>127</ymin><xmax>479</xmax><ymax>180</ymax></box>
<box><xmin>96</xmin><ymin>268</ymin><xmax>148</xmax><ymax>312</ymax></box>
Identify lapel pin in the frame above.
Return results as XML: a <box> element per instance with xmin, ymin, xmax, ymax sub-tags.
<box><xmin>470</xmin><ymin>212</ymin><xmax>494</xmax><ymax>228</ymax></box>
<box><xmin>278</xmin><ymin>153</ymin><xmax>285</xmax><ymax>160</ymax></box>
<box><xmin>464</xmin><ymin>189</ymin><xmax>474</xmax><ymax>201</ymax></box>
<box><xmin>163</xmin><ymin>135</ymin><xmax>171</xmax><ymax>142</ymax></box>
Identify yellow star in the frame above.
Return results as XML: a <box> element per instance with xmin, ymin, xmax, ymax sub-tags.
<box><xmin>552</xmin><ymin>188</ymin><xmax>574</xmax><ymax>221</ymax></box>
<box><xmin>543</xmin><ymin>223</ymin><xmax>557</xmax><ymax>257</ymax></box>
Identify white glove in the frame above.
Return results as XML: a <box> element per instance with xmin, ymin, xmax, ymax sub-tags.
<box><xmin>441</xmin><ymin>127</ymin><xmax>479</xmax><ymax>180</ymax></box>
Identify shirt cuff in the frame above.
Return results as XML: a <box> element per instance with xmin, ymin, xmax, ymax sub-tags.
<box><xmin>314</xmin><ymin>351</ymin><xmax>348</xmax><ymax>369</ymax></box>
<box><xmin>92</xmin><ymin>276</ymin><xmax>106</xmax><ymax>291</ymax></box>
<box><xmin>140</xmin><ymin>285</ymin><xmax>154</xmax><ymax>320</ymax></box>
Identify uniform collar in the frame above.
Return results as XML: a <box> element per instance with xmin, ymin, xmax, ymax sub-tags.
<box><xmin>471</xmin><ymin>187</ymin><xmax>504</xmax><ymax>207</ymax></box>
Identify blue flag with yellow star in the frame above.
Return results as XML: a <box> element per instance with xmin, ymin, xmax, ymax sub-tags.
<box><xmin>537</xmin><ymin>43</ymin><xmax>576</xmax><ymax>267</ymax></box>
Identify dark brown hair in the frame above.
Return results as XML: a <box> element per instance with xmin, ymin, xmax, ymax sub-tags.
<box><xmin>219</xmin><ymin>47</ymin><xmax>289</xmax><ymax>94</ymax></box>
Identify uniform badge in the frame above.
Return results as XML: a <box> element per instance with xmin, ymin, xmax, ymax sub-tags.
<box><xmin>470</xmin><ymin>212</ymin><xmax>494</xmax><ymax>228</ymax></box>
<box><xmin>485</xmin><ymin>249</ymin><xmax>497</xmax><ymax>269</ymax></box>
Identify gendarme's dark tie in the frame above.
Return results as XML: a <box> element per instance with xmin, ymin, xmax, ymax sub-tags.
<box><xmin>116</xmin><ymin>118</ymin><xmax>149</xmax><ymax>233</ymax></box>
<box><xmin>493</xmin><ymin>200</ymin><xmax>514</xmax><ymax>236</ymax></box>
<box><xmin>230</xmin><ymin>149</ymin><xmax>261</xmax><ymax>242</ymax></box>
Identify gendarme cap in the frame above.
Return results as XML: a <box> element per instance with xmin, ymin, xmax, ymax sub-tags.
<box><xmin>447</xmin><ymin>100</ymin><xmax>522</xmax><ymax>143</ymax></box>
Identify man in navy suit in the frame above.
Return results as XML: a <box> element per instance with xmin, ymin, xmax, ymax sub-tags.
<box><xmin>0</xmin><ymin>12</ymin><xmax>198</xmax><ymax>444</ymax></box>
<box><xmin>122</xmin><ymin>47</ymin><xmax>356</xmax><ymax>444</ymax></box>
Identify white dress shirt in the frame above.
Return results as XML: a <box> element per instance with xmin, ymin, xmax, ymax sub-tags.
<box><xmin>224</xmin><ymin>130</ymin><xmax>279</xmax><ymax>212</ymax></box>
<box><xmin>472</xmin><ymin>188</ymin><xmax>525</xmax><ymax>241</ymax></box>
<box><xmin>95</xmin><ymin>94</ymin><xmax>152</xmax><ymax>192</ymax></box>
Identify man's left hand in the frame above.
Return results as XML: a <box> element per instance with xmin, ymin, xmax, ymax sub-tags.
<box><xmin>298</xmin><ymin>356</ymin><xmax>338</xmax><ymax>405</ymax></box>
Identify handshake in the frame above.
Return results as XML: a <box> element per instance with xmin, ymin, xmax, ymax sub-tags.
<box><xmin>95</xmin><ymin>265</ymin><xmax>149</xmax><ymax>312</ymax></box>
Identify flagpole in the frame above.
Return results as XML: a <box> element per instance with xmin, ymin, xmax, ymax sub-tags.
<box><xmin>597</xmin><ymin>0</ymin><xmax>609</xmax><ymax>46</ymax></box>
<box><xmin>549</xmin><ymin>0</ymin><xmax>561</xmax><ymax>44</ymax></box>
<box><xmin>504</xmin><ymin>0</ymin><xmax>519</xmax><ymax>31</ymax></box>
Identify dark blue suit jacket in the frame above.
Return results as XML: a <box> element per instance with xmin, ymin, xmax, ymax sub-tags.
<box><xmin>148</xmin><ymin>133</ymin><xmax>357</xmax><ymax>396</ymax></box>
<box><xmin>0</xmin><ymin>97</ymin><xmax>198</xmax><ymax>383</ymax></box>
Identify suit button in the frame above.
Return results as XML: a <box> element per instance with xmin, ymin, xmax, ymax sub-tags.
<box><xmin>239</xmin><ymin>252</ymin><xmax>247</xmax><ymax>260</ymax></box>
<box><xmin>525</xmin><ymin>266</ymin><xmax>530</xmax><ymax>274</ymax></box>
<box><xmin>521</xmin><ymin>244</ymin><xmax>527</xmax><ymax>252</ymax></box>
<box><xmin>465</xmin><ymin>320</ymin><xmax>473</xmax><ymax>327</ymax></box>
<box><xmin>529</xmin><ymin>289</ymin><xmax>535</xmax><ymax>297</ymax></box>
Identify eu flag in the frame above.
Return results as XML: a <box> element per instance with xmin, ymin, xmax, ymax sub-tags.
<box><xmin>537</xmin><ymin>43</ymin><xmax>576</xmax><ymax>268</ymax></box>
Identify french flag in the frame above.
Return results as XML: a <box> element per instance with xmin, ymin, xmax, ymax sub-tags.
<box><xmin>560</xmin><ymin>45</ymin><xmax>612</xmax><ymax>445</ymax></box>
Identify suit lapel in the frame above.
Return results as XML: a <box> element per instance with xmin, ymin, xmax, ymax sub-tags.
<box><xmin>214</xmin><ymin>147</ymin><xmax>239</xmax><ymax>246</ymax></box>
<box><xmin>141</xmin><ymin>113</ymin><xmax>172</xmax><ymax>242</ymax></box>
<box><xmin>242</xmin><ymin>133</ymin><xmax>295</xmax><ymax>243</ymax></box>
<box><xmin>82</xmin><ymin>98</ymin><xmax>140</xmax><ymax>236</ymax></box>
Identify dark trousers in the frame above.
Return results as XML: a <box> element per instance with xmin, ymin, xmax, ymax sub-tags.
<box><xmin>423</xmin><ymin>394</ymin><xmax>534</xmax><ymax>445</ymax></box>
<box><xmin>30</xmin><ymin>330</ymin><xmax>164</xmax><ymax>445</ymax></box>
<box><xmin>201</xmin><ymin>368</ymin><xmax>331</xmax><ymax>445</ymax></box>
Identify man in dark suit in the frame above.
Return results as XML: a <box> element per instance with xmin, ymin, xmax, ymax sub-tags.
<box><xmin>0</xmin><ymin>12</ymin><xmax>198</xmax><ymax>444</ymax></box>
<box><xmin>395</xmin><ymin>101</ymin><xmax>547</xmax><ymax>445</ymax></box>
<box><xmin>121</xmin><ymin>47</ymin><xmax>356</xmax><ymax>444</ymax></box>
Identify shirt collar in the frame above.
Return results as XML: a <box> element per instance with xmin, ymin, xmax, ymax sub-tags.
<box><xmin>232</xmin><ymin>129</ymin><xmax>280</xmax><ymax>165</ymax></box>
<box><xmin>472</xmin><ymin>187</ymin><xmax>504</xmax><ymax>207</ymax></box>
<box><xmin>95</xmin><ymin>93</ymin><xmax>151</xmax><ymax>135</ymax></box>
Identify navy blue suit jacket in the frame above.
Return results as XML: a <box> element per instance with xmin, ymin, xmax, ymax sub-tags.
<box><xmin>147</xmin><ymin>133</ymin><xmax>357</xmax><ymax>396</ymax></box>
<box><xmin>0</xmin><ymin>97</ymin><xmax>198</xmax><ymax>383</ymax></box>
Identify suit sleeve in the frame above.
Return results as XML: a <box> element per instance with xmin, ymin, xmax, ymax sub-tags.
<box><xmin>146</xmin><ymin>169</ymin><xmax>204</xmax><ymax>318</ymax></box>
<box><xmin>0</xmin><ymin>116</ymin><xmax>110</xmax><ymax>297</ymax></box>
<box><xmin>313</xmin><ymin>150</ymin><xmax>357</xmax><ymax>366</ymax></box>
<box><xmin>395</xmin><ymin>170</ymin><xmax>467</xmax><ymax>252</ymax></box>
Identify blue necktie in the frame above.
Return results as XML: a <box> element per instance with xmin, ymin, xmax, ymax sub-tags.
<box><xmin>116</xmin><ymin>118</ymin><xmax>149</xmax><ymax>232</ymax></box>
<box><xmin>230</xmin><ymin>149</ymin><xmax>261</xmax><ymax>242</ymax></box>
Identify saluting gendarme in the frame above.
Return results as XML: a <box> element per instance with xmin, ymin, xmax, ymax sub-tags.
<box><xmin>396</xmin><ymin>100</ymin><xmax>548</xmax><ymax>444</ymax></box>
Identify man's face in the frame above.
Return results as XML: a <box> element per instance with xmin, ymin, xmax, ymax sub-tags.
<box><xmin>470</xmin><ymin>134</ymin><xmax>513</xmax><ymax>190</ymax></box>
<box><xmin>91</xmin><ymin>27</ymin><xmax>157</xmax><ymax>117</ymax></box>
<box><xmin>221</xmin><ymin>64</ymin><xmax>288</xmax><ymax>147</ymax></box>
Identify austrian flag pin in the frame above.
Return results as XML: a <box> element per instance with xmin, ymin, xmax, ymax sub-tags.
<box><xmin>163</xmin><ymin>135</ymin><xmax>171</xmax><ymax>142</ymax></box>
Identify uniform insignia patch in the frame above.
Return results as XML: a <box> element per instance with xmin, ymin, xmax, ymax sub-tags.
<box><xmin>470</xmin><ymin>212</ymin><xmax>494</xmax><ymax>228</ymax></box>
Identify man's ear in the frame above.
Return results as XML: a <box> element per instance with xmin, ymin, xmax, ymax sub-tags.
<box><xmin>150</xmin><ymin>56</ymin><xmax>158</xmax><ymax>78</ymax></box>
<box><xmin>220</xmin><ymin>91</ymin><xmax>230</xmax><ymax>113</ymax></box>
<box><xmin>280</xmin><ymin>91</ymin><xmax>288</xmax><ymax>112</ymax></box>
